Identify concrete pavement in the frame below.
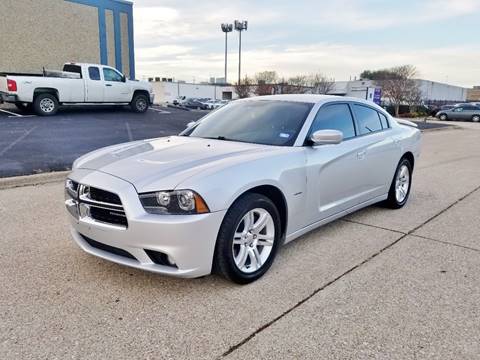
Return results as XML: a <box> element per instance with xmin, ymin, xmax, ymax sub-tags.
<box><xmin>0</xmin><ymin>124</ymin><xmax>479</xmax><ymax>359</ymax></box>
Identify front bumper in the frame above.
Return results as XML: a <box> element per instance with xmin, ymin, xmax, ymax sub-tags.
<box><xmin>67</xmin><ymin>169</ymin><xmax>226</xmax><ymax>278</ymax></box>
<box><xmin>0</xmin><ymin>91</ymin><xmax>17</xmax><ymax>103</ymax></box>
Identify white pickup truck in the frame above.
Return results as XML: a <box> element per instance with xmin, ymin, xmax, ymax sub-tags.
<box><xmin>0</xmin><ymin>63</ymin><xmax>154</xmax><ymax>116</ymax></box>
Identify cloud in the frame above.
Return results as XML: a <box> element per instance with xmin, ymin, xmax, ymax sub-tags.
<box><xmin>132</xmin><ymin>0</ymin><xmax>480</xmax><ymax>87</ymax></box>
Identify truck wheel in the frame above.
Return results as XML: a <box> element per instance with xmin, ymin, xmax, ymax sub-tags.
<box><xmin>34</xmin><ymin>94</ymin><xmax>58</xmax><ymax>116</ymax></box>
<box><xmin>131</xmin><ymin>94</ymin><xmax>149</xmax><ymax>113</ymax></box>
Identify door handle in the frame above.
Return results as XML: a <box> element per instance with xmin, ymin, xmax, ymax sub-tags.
<box><xmin>357</xmin><ymin>150</ymin><xmax>366</xmax><ymax>160</ymax></box>
<box><xmin>105</xmin><ymin>84</ymin><xmax>112</xmax><ymax>87</ymax></box>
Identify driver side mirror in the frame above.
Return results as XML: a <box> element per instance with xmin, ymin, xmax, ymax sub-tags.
<box><xmin>186</xmin><ymin>121</ymin><xmax>196</xmax><ymax>128</ymax></box>
<box><xmin>122</xmin><ymin>75</ymin><xmax>127</xmax><ymax>82</ymax></box>
<box><xmin>310</xmin><ymin>129</ymin><xmax>343</xmax><ymax>146</ymax></box>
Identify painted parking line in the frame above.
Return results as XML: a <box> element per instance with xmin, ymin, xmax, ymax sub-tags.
<box><xmin>149</xmin><ymin>107</ymin><xmax>171</xmax><ymax>114</ymax></box>
<box><xmin>0</xmin><ymin>126</ymin><xmax>38</xmax><ymax>157</ymax></box>
<box><xmin>0</xmin><ymin>108</ymin><xmax>23</xmax><ymax>117</ymax></box>
<box><xmin>8</xmin><ymin>114</ymin><xmax>37</xmax><ymax>118</ymax></box>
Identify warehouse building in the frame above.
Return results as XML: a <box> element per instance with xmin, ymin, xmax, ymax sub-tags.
<box><xmin>0</xmin><ymin>0</ymin><xmax>135</xmax><ymax>78</ymax></box>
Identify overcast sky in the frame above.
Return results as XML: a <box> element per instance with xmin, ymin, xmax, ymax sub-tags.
<box><xmin>133</xmin><ymin>0</ymin><xmax>480</xmax><ymax>87</ymax></box>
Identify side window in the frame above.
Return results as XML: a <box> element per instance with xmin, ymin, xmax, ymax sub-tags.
<box><xmin>309</xmin><ymin>103</ymin><xmax>356</xmax><ymax>140</ymax></box>
<box><xmin>88</xmin><ymin>67</ymin><xmax>101</xmax><ymax>81</ymax></box>
<box><xmin>103</xmin><ymin>68</ymin><xmax>123</xmax><ymax>82</ymax></box>
<box><xmin>379</xmin><ymin>112</ymin><xmax>389</xmax><ymax>129</ymax></box>
<box><xmin>353</xmin><ymin>104</ymin><xmax>383</xmax><ymax>135</ymax></box>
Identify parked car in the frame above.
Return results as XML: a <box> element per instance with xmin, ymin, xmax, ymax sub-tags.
<box><xmin>184</xmin><ymin>98</ymin><xmax>208</xmax><ymax>110</ymax></box>
<box><xmin>206</xmin><ymin>99</ymin><xmax>228</xmax><ymax>110</ymax></box>
<box><xmin>65</xmin><ymin>94</ymin><xmax>421</xmax><ymax>284</ymax></box>
<box><xmin>0</xmin><ymin>63</ymin><xmax>153</xmax><ymax>116</ymax></box>
<box><xmin>436</xmin><ymin>104</ymin><xmax>480</xmax><ymax>122</ymax></box>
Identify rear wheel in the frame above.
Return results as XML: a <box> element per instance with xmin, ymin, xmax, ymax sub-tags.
<box><xmin>384</xmin><ymin>158</ymin><xmax>413</xmax><ymax>209</ymax></box>
<box><xmin>33</xmin><ymin>93</ymin><xmax>58</xmax><ymax>116</ymax></box>
<box><xmin>130</xmin><ymin>93</ymin><xmax>149</xmax><ymax>113</ymax></box>
<box><xmin>213</xmin><ymin>193</ymin><xmax>281</xmax><ymax>284</ymax></box>
<box><xmin>472</xmin><ymin>115</ymin><xmax>480</xmax><ymax>123</ymax></box>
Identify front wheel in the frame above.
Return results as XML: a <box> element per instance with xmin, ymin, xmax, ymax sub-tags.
<box><xmin>130</xmin><ymin>94</ymin><xmax>149</xmax><ymax>113</ymax></box>
<box><xmin>384</xmin><ymin>158</ymin><xmax>413</xmax><ymax>209</ymax></box>
<box><xmin>439</xmin><ymin>113</ymin><xmax>448</xmax><ymax>121</ymax></box>
<box><xmin>213</xmin><ymin>193</ymin><xmax>282</xmax><ymax>284</ymax></box>
<box><xmin>472</xmin><ymin>115</ymin><xmax>480</xmax><ymax>123</ymax></box>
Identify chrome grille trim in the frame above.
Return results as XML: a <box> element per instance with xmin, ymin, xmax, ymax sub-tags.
<box><xmin>64</xmin><ymin>180</ymin><xmax>128</xmax><ymax>228</ymax></box>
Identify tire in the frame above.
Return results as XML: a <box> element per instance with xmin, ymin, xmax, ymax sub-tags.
<box><xmin>213</xmin><ymin>193</ymin><xmax>282</xmax><ymax>284</ymax></box>
<box><xmin>33</xmin><ymin>93</ymin><xmax>58</xmax><ymax>116</ymax></box>
<box><xmin>472</xmin><ymin>115</ymin><xmax>480</xmax><ymax>123</ymax></box>
<box><xmin>384</xmin><ymin>158</ymin><xmax>413</xmax><ymax>209</ymax></box>
<box><xmin>130</xmin><ymin>93</ymin><xmax>149</xmax><ymax>113</ymax></box>
<box><xmin>439</xmin><ymin>113</ymin><xmax>448</xmax><ymax>121</ymax></box>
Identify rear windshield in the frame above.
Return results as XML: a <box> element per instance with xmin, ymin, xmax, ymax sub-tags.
<box><xmin>63</xmin><ymin>64</ymin><xmax>82</xmax><ymax>78</ymax></box>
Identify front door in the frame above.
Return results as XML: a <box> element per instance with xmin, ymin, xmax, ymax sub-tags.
<box><xmin>102</xmin><ymin>67</ymin><xmax>131</xmax><ymax>102</ymax></box>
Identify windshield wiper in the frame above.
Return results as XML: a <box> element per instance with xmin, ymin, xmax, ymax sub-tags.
<box><xmin>202</xmin><ymin>136</ymin><xmax>231</xmax><ymax>141</ymax></box>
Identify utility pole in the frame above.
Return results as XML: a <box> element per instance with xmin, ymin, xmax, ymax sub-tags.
<box><xmin>220</xmin><ymin>23</ymin><xmax>233</xmax><ymax>84</ymax></box>
<box><xmin>234</xmin><ymin>20</ymin><xmax>248</xmax><ymax>85</ymax></box>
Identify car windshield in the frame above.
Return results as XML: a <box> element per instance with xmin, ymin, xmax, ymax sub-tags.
<box><xmin>181</xmin><ymin>100</ymin><xmax>314</xmax><ymax>146</ymax></box>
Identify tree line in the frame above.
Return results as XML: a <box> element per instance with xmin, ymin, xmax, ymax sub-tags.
<box><xmin>234</xmin><ymin>65</ymin><xmax>422</xmax><ymax>117</ymax></box>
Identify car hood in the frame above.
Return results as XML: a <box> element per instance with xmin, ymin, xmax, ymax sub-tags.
<box><xmin>74</xmin><ymin>136</ymin><xmax>277</xmax><ymax>191</ymax></box>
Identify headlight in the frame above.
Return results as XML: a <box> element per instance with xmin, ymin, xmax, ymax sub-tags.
<box><xmin>139</xmin><ymin>190</ymin><xmax>209</xmax><ymax>215</ymax></box>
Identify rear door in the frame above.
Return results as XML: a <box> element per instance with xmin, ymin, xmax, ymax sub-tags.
<box><xmin>85</xmin><ymin>66</ymin><xmax>104</xmax><ymax>102</ymax></box>
<box><xmin>350</xmin><ymin>104</ymin><xmax>399</xmax><ymax>200</ymax></box>
<box><xmin>102</xmin><ymin>67</ymin><xmax>131</xmax><ymax>102</ymax></box>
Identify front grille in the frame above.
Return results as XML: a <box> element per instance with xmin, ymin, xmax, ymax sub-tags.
<box><xmin>81</xmin><ymin>234</ymin><xmax>136</xmax><ymax>260</ymax></box>
<box><xmin>89</xmin><ymin>187</ymin><xmax>122</xmax><ymax>205</ymax></box>
<box><xmin>65</xmin><ymin>180</ymin><xmax>128</xmax><ymax>228</ymax></box>
<box><xmin>90</xmin><ymin>206</ymin><xmax>128</xmax><ymax>227</ymax></box>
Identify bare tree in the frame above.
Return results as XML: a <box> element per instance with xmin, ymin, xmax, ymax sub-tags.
<box><xmin>365</xmin><ymin>65</ymin><xmax>421</xmax><ymax>116</ymax></box>
<box><xmin>309</xmin><ymin>73</ymin><xmax>335</xmax><ymax>94</ymax></box>
<box><xmin>281</xmin><ymin>75</ymin><xmax>310</xmax><ymax>94</ymax></box>
<box><xmin>254</xmin><ymin>71</ymin><xmax>278</xmax><ymax>96</ymax></box>
<box><xmin>234</xmin><ymin>76</ymin><xmax>253</xmax><ymax>98</ymax></box>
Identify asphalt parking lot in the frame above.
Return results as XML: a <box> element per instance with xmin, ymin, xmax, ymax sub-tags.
<box><xmin>0</xmin><ymin>104</ymin><xmax>204</xmax><ymax>177</ymax></box>
<box><xmin>1</xmin><ymin>123</ymin><xmax>479</xmax><ymax>359</ymax></box>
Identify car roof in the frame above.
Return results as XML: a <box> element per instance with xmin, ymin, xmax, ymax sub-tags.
<box><xmin>241</xmin><ymin>94</ymin><xmax>386</xmax><ymax>111</ymax></box>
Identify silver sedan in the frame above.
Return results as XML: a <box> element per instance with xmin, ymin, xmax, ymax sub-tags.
<box><xmin>65</xmin><ymin>95</ymin><xmax>421</xmax><ymax>284</ymax></box>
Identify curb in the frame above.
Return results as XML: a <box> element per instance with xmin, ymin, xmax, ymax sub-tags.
<box><xmin>0</xmin><ymin>171</ymin><xmax>69</xmax><ymax>190</ymax></box>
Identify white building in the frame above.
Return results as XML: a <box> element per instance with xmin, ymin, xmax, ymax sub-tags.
<box><xmin>151</xmin><ymin>81</ymin><xmax>237</xmax><ymax>104</ymax></box>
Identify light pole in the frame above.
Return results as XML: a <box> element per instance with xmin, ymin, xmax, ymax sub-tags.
<box><xmin>220</xmin><ymin>23</ymin><xmax>233</xmax><ymax>84</ymax></box>
<box><xmin>234</xmin><ymin>20</ymin><xmax>248</xmax><ymax>85</ymax></box>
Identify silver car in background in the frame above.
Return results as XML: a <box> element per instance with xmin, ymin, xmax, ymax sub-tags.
<box><xmin>436</xmin><ymin>104</ymin><xmax>480</xmax><ymax>122</ymax></box>
<box><xmin>65</xmin><ymin>95</ymin><xmax>421</xmax><ymax>284</ymax></box>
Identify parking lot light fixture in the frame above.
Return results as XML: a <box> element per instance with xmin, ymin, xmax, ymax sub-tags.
<box><xmin>221</xmin><ymin>23</ymin><xmax>233</xmax><ymax>84</ymax></box>
<box><xmin>234</xmin><ymin>20</ymin><xmax>248</xmax><ymax>85</ymax></box>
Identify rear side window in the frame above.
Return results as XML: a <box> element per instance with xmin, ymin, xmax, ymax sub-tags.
<box><xmin>88</xmin><ymin>67</ymin><xmax>101</xmax><ymax>81</ymax></box>
<box><xmin>309</xmin><ymin>103</ymin><xmax>356</xmax><ymax>140</ymax></box>
<box><xmin>379</xmin><ymin>112</ymin><xmax>389</xmax><ymax>129</ymax></box>
<box><xmin>353</xmin><ymin>104</ymin><xmax>383</xmax><ymax>135</ymax></box>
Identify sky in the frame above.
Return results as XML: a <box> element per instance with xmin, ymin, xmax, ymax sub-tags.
<box><xmin>132</xmin><ymin>0</ymin><xmax>480</xmax><ymax>87</ymax></box>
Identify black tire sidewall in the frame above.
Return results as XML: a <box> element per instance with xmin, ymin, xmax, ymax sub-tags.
<box><xmin>214</xmin><ymin>193</ymin><xmax>282</xmax><ymax>284</ymax></box>
<box><xmin>472</xmin><ymin>115</ymin><xmax>480</xmax><ymax>123</ymax></box>
<box><xmin>387</xmin><ymin>158</ymin><xmax>413</xmax><ymax>208</ymax></box>
<box><xmin>34</xmin><ymin>94</ymin><xmax>58</xmax><ymax>116</ymax></box>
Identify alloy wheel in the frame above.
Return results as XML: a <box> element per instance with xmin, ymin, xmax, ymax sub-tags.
<box><xmin>395</xmin><ymin>164</ymin><xmax>410</xmax><ymax>203</ymax></box>
<box><xmin>232</xmin><ymin>208</ymin><xmax>275</xmax><ymax>273</ymax></box>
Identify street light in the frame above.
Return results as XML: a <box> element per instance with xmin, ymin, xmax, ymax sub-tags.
<box><xmin>221</xmin><ymin>23</ymin><xmax>233</xmax><ymax>84</ymax></box>
<box><xmin>234</xmin><ymin>20</ymin><xmax>248</xmax><ymax>85</ymax></box>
